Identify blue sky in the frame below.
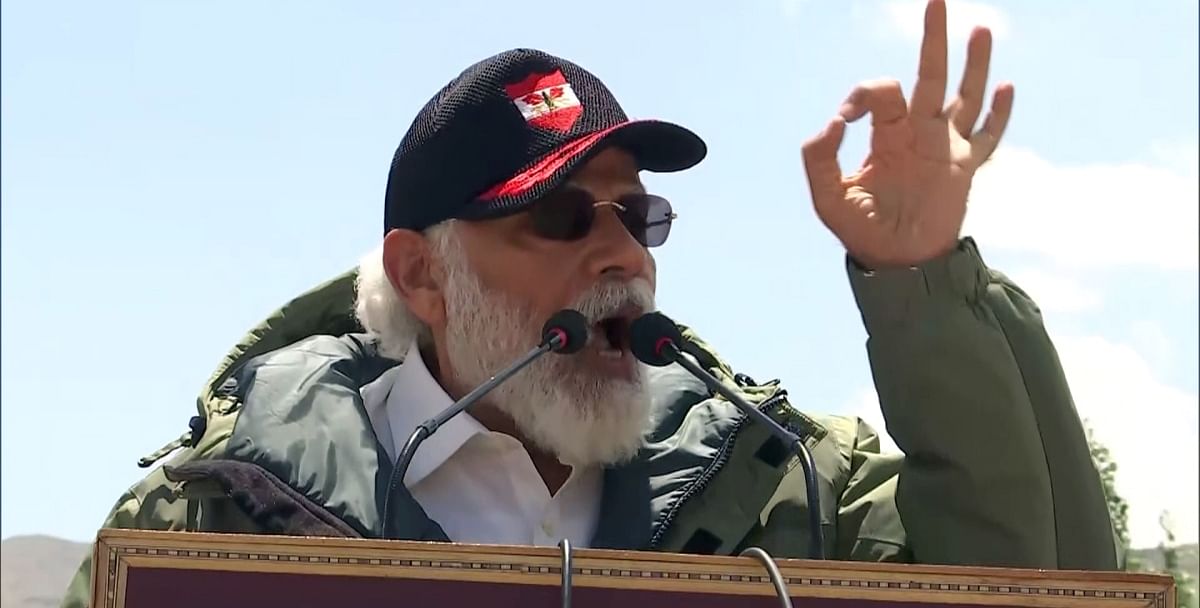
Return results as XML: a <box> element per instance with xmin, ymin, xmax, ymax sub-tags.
<box><xmin>2</xmin><ymin>0</ymin><xmax>1196</xmax><ymax>549</ymax></box>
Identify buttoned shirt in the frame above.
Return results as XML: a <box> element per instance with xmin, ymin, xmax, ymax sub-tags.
<box><xmin>362</xmin><ymin>341</ymin><xmax>602</xmax><ymax>546</ymax></box>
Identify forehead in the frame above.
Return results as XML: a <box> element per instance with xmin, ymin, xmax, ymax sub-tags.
<box><xmin>564</xmin><ymin>147</ymin><xmax>644</xmax><ymax>193</ymax></box>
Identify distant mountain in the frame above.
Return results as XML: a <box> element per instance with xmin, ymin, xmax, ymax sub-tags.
<box><xmin>1</xmin><ymin>535</ymin><xmax>88</xmax><ymax>608</ymax></box>
<box><xmin>2</xmin><ymin>534</ymin><xmax>1196</xmax><ymax>607</ymax></box>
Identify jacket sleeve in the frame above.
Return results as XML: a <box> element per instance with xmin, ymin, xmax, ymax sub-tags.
<box><xmin>833</xmin><ymin>417</ymin><xmax>910</xmax><ymax>562</ymax></box>
<box><xmin>842</xmin><ymin>237</ymin><xmax>1117</xmax><ymax>570</ymax></box>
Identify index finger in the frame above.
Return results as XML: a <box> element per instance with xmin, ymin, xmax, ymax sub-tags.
<box><xmin>909</xmin><ymin>0</ymin><xmax>948</xmax><ymax>117</ymax></box>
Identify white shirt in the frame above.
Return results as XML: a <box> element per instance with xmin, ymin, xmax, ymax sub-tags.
<box><xmin>362</xmin><ymin>341</ymin><xmax>602</xmax><ymax>547</ymax></box>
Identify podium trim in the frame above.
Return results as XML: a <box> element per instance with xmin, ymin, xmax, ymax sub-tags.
<box><xmin>92</xmin><ymin>529</ymin><xmax>1173</xmax><ymax>608</ymax></box>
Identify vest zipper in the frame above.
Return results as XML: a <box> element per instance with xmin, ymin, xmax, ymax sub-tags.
<box><xmin>646</xmin><ymin>391</ymin><xmax>788</xmax><ymax>550</ymax></box>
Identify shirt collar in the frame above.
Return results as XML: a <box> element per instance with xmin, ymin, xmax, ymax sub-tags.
<box><xmin>386</xmin><ymin>340</ymin><xmax>489</xmax><ymax>487</ymax></box>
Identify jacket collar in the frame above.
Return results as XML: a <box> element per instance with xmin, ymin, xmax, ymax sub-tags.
<box><xmin>205</xmin><ymin>271</ymin><xmax>813</xmax><ymax>547</ymax></box>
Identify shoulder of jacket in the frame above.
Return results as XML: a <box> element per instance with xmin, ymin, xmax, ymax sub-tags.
<box><xmin>814</xmin><ymin>414</ymin><xmax>880</xmax><ymax>454</ymax></box>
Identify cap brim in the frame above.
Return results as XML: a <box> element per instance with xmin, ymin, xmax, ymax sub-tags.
<box><xmin>462</xmin><ymin>120</ymin><xmax>706</xmax><ymax>219</ymax></box>
<box><xmin>606</xmin><ymin>119</ymin><xmax>708</xmax><ymax>173</ymax></box>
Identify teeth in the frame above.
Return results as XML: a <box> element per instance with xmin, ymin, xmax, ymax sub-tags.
<box><xmin>599</xmin><ymin>348</ymin><xmax>622</xmax><ymax>360</ymax></box>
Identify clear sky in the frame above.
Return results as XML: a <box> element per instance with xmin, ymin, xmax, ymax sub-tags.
<box><xmin>2</xmin><ymin>0</ymin><xmax>1197</xmax><ymax>549</ymax></box>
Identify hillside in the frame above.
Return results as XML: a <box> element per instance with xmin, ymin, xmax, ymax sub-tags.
<box><xmin>1</xmin><ymin>535</ymin><xmax>88</xmax><ymax>608</ymax></box>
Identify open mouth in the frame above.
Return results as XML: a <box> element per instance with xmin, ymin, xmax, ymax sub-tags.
<box><xmin>594</xmin><ymin>315</ymin><xmax>633</xmax><ymax>359</ymax></box>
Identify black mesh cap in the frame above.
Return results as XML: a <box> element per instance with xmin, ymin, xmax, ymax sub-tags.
<box><xmin>383</xmin><ymin>48</ymin><xmax>707</xmax><ymax>234</ymax></box>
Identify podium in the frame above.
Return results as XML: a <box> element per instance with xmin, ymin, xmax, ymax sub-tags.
<box><xmin>92</xmin><ymin>528</ymin><xmax>1174</xmax><ymax>607</ymax></box>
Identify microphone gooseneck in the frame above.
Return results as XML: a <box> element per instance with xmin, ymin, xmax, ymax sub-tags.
<box><xmin>381</xmin><ymin>308</ymin><xmax>589</xmax><ymax>538</ymax></box>
<box><xmin>628</xmin><ymin>312</ymin><xmax>826</xmax><ymax>560</ymax></box>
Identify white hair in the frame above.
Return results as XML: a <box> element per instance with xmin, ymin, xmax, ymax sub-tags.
<box><xmin>354</xmin><ymin>222</ymin><xmax>457</xmax><ymax>361</ymax></box>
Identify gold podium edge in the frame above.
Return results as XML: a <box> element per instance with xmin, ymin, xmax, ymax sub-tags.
<box><xmin>92</xmin><ymin>528</ymin><xmax>1174</xmax><ymax>608</ymax></box>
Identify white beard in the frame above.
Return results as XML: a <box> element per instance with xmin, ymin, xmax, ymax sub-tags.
<box><xmin>440</xmin><ymin>255</ymin><xmax>657</xmax><ymax>468</ymax></box>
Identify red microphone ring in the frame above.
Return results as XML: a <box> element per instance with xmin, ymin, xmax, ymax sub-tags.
<box><xmin>654</xmin><ymin>336</ymin><xmax>673</xmax><ymax>357</ymax></box>
<box><xmin>549</xmin><ymin>328</ymin><xmax>568</xmax><ymax>349</ymax></box>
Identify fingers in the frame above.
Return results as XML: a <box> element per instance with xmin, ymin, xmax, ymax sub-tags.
<box><xmin>947</xmin><ymin>27</ymin><xmax>993</xmax><ymax>136</ymax></box>
<box><xmin>838</xmin><ymin>79</ymin><xmax>908</xmax><ymax>125</ymax></box>
<box><xmin>802</xmin><ymin>116</ymin><xmax>848</xmax><ymax>208</ymax></box>
<box><xmin>968</xmin><ymin>83</ymin><xmax>1014</xmax><ymax>167</ymax></box>
<box><xmin>909</xmin><ymin>0</ymin><xmax>948</xmax><ymax>117</ymax></box>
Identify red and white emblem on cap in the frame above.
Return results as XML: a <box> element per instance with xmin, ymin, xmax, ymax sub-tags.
<box><xmin>505</xmin><ymin>70</ymin><xmax>582</xmax><ymax>132</ymax></box>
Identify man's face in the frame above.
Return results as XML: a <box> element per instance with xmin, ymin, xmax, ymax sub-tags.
<box><xmin>454</xmin><ymin>147</ymin><xmax>657</xmax><ymax>377</ymax></box>
<box><xmin>433</xmin><ymin>147</ymin><xmax>661</xmax><ymax>466</ymax></box>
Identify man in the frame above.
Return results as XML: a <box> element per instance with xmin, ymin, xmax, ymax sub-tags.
<box><xmin>62</xmin><ymin>1</ymin><xmax>1118</xmax><ymax>605</ymax></box>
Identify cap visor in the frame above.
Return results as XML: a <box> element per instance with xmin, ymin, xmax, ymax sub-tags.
<box><xmin>471</xmin><ymin>120</ymin><xmax>706</xmax><ymax>210</ymax></box>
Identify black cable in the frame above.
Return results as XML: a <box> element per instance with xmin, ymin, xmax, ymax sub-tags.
<box><xmin>786</xmin><ymin>435</ymin><xmax>825</xmax><ymax>559</ymax></box>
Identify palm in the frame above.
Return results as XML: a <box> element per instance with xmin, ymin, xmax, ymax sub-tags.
<box><xmin>803</xmin><ymin>0</ymin><xmax>1014</xmax><ymax>269</ymax></box>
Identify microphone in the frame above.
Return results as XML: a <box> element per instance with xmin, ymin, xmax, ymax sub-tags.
<box><xmin>629</xmin><ymin>312</ymin><xmax>826</xmax><ymax>560</ymax></box>
<box><xmin>381</xmin><ymin>309</ymin><xmax>589</xmax><ymax>537</ymax></box>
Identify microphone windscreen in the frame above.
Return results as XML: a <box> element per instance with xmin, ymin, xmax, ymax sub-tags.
<box><xmin>542</xmin><ymin>309</ymin><xmax>589</xmax><ymax>354</ymax></box>
<box><xmin>629</xmin><ymin>312</ymin><xmax>683</xmax><ymax>367</ymax></box>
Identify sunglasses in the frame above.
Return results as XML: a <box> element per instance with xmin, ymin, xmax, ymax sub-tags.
<box><xmin>526</xmin><ymin>187</ymin><xmax>677</xmax><ymax>248</ymax></box>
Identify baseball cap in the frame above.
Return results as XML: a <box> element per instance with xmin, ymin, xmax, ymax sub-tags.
<box><xmin>383</xmin><ymin>48</ymin><xmax>707</xmax><ymax>234</ymax></box>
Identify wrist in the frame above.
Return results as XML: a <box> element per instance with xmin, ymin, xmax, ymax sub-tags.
<box><xmin>846</xmin><ymin>237</ymin><xmax>990</xmax><ymax>332</ymax></box>
<box><xmin>847</xmin><ymin>238</ymin><xmax>961</xmax><ymax>272</ymax></box>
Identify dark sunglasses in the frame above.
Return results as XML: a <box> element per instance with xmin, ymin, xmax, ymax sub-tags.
<box><xmin>526</xmin><ymin>187</ymin><xmax>677</xmax><ymax>248</ymax></box>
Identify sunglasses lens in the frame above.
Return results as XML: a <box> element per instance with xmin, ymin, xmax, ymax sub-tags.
<box><xmin>621</xmin><ymin>194</ymin><xmax>674</xmax><ymax>247</ymax></box>
<box><xmin>529</xmin><ymin>188</ymin><xmax>594</xmax><ymax>241</ymax></box>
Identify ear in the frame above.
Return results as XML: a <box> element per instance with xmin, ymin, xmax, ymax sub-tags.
<box><xmin>382</xmin><ymin>228</ymin><xmax>447</xmax><ymax>330</ymax></box>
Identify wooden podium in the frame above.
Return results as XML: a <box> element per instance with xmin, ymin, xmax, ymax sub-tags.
<box><xmin>92</xmin><ymin>529</ymin><xmax>1174</xmax><ymax>607</ymax></box>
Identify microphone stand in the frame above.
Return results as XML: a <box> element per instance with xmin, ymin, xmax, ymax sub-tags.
<box><xmin>740</xmin><ymin>547</ymin><xmax>794</xmax><ymax>608</ymax></box>
<box><xmin>393</xmin><ymin>340</ymin><xmax>555</xmax><ymax>490</ymax></box>
<box><xmin>558</xmin><ymin>538</ymin><xmax>573</xmax><ymax>608</ymax></box>
<box><xmin>380</xmin><ymin>311</ymin><xmax>583</xmax><ymax>538</ymax></box>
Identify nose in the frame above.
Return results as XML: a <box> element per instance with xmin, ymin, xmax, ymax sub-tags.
<box><xmin>584</xmin><ymin>206</ymin><xmax>649</xmax><ymax>280</ymax></box>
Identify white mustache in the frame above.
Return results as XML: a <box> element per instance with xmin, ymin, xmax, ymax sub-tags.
<box><xmin>569</xmin><ymin>278</ymin><xmax>656</xmax><ymax>325</ymax></box>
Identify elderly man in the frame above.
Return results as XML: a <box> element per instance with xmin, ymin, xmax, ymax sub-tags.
<box><xmin>63</xmin><ymin>1</ymin><xmax>1117</xmax><ymax>605</ymax></box>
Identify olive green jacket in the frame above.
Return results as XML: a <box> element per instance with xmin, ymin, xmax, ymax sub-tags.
<box><xmin>61</xmin><ymin>239</ymin><xmax>1118</xmax><ymax>607</ymax></box>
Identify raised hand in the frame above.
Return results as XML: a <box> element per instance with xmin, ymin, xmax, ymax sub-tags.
<box><xmin>802</xmin><ymin>0</ymin><xmax>1015</xmax><ymax>269</ymax></box>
